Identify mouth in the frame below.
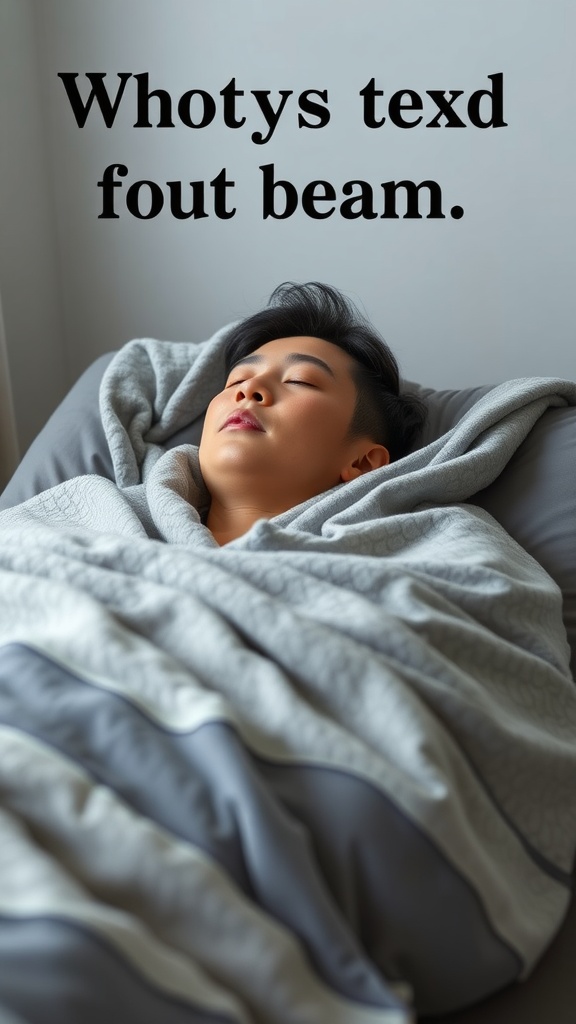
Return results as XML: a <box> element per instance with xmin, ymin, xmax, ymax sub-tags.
<box><xmin>221</xmin><ymin>411</ymin><xmax>265</xmax><ymax>432</ymax></box>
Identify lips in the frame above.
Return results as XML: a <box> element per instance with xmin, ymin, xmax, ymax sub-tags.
<box><xmin>221</xmin><ymin>410</ymin><xmax>265</xmax><ymax>432</ymax></box>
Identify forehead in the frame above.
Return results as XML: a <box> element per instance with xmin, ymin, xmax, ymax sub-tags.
<box><xmin>234</xmin><ymin>336</ymin><xmax>356</xmax><ymax>378</ymax></box>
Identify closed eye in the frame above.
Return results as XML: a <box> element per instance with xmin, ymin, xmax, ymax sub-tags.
<box><xmin>224</xmin><ymin>377</ymin><xmax>318</xmax><ymax>389</ymax></box>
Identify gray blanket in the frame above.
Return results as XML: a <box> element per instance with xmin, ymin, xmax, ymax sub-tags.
<box><xmin>1</xmin><ymin>332</ymin><xmax>576</xmax><ymax>1024</ymax></box>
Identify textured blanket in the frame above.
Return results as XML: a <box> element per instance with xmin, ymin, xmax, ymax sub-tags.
<box><xmin>1</xmin><ymin>332</ymin><xmax>576</xmax><ymax>1024</ymax></box>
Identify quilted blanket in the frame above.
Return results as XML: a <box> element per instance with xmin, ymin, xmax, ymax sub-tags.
<box><xmin>1</xmin><ymin>332</ymin><xmax>576</xmax><ymax>1024</ymax></box>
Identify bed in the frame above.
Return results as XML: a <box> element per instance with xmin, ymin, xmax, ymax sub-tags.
<box><xmin>0</xmin><ymin>333</ymin><xmax>575</xmax><ymax>1024</ymax></box>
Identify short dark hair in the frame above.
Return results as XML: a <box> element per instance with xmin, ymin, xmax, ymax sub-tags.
<box><xmin>223</xmin><ymin>282</ymin><xmax>427</xmax><ymax>461</ymax></box>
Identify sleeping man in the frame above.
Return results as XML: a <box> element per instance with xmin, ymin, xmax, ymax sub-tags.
<box><xmin>0</xmin><ymin>282</ymin><xmax>575</xmax><ymax>1024</ymax></box>
<box><xmin>198</xmin><ymin>281</ymin><xmax>427</xmax><ymax>544</ymax></box>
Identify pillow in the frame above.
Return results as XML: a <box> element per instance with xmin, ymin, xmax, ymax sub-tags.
<box><xmin>0</xmin><ymin>353</ymin><xmax>116</xmax><ymax>510</ymax></box>
<box><xmin>1</xmin><ymin>357</ymin><xmax>574</xmax><ymax>673</ymax></box>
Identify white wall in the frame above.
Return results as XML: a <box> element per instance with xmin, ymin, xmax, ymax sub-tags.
<box><xmin>7</xmin><ymin>0</ymin><xmax>576</xmax><ymax>446</ymax></box>
<box><xmin>0</xmin><ymin>0</ymin><xmax>67</xmax><ymax>451</ymax></box>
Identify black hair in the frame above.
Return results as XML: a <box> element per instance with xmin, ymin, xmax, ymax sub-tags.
<box><xmin>223</xmin><ymin>282</ymin><xmax>427</xmax><ymax>462</ymax></box>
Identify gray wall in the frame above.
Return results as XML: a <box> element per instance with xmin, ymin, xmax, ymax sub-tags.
<box><xmin>0</xmin><ymin>0</ymin><xmax>67</xmax><ymax>452</ymax></box>
<box><xmin>3</xmin><ymin>0</ymin><xmax>575</xmax><ymax>449</ymax></box>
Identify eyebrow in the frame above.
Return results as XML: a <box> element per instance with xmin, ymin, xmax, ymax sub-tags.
<box><xmin>230</xmin><ymin>352</ymin><xmax>336</xmax><ymax>378</ymax></box>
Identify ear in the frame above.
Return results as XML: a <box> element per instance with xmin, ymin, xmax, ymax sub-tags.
<box><xmin>339</xmin><ymin>444</ymin><xmax>390</xmax><ymax>482</ymax></box>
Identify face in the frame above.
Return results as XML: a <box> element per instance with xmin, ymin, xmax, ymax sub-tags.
<box><xmin>199</xmin><ymin>336</ymin><xmax>382</xmax><ymax>512</ymax></box>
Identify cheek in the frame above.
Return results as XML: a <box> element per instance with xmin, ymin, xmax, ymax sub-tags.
<box><xmin>296</xmin><ymin>398</ymin><xmax>351</xmax><ymax>444</ymax></box>
<box><xmin>206</xmin><ymin>393</ymin><xmax>224</xmax><ymax>417</ymax></box>
<box><xmin>200</xmin><ymin>396</ymin><xmax>224</xmax><ymax>439</ymax></box>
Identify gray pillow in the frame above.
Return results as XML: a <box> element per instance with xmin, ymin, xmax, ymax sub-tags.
<box><xmin>0</xmin><ymin>353</ymin><xmax>116</xmax><ymax>510</ymax></box>
<box><xmin>1</xmin><ymin>358</ymin><xmax>574</xmax><ymax>673</ymax></box>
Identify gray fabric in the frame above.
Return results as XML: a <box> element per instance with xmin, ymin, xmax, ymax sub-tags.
<box><xmin>0</xmin><ymin>914</ymin><xmax>236</xmax><ymax>1024</ymax></box>
<box><xmin>408</xmin><ymin>381</ymin><xmax>495</xmax><ymax>447</ymax></box>
<box><xmin>2</xmin><ymin>349</ymin><xmax>573</xmax><ymax>684</ymax></box>
<box><xmin>0</xmin><ymin>349</ymin><xmax>206</xmax><ymax>511</ymax></box>
<box><xmin>0</xmin><ymin>332</ymin><xmax>576</xmax><ymax>1020</ymax></box>
<box><xmin>0</xmin><ymin>644</ymin><xmax>520</xmax><ymax>1015</ymax></box>
<box><xmin>0</xmin><ymin>354</ymin><xmax>116</xmax><ymax>510</ymax></box>
<box><xmin>408</xmin><ymin>382</ymin><xmax>576</xmax><ymax>676</ymax></box>
<box><xmin>473</xmin><ymin>405</ymin><xmax>576</xmax><ymax>677</ymax></box>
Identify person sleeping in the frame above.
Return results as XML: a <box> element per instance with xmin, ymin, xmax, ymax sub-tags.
<box><xmin>198</xmin><ymin>281</ymin><xmax>426</xmax><ymax>545</ymax></box>
<box><xmin>0</xmin><ymin>281</ymin><xmax>574</xmax><ymax>1023</ymax></box>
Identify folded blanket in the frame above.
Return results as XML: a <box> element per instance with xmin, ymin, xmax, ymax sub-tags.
<box><xmin>0</xmin><ymin>333</ymin><xmax>575</xmax><ymax>1024</ymax></box>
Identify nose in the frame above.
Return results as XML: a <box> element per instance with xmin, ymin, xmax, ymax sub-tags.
<box><xmin>235</xmin><ymin>376</ymin><xmax>272</xmax><ymax>404</ymax></box>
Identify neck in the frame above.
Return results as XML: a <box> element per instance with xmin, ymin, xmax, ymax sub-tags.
<box><xmin>206</xmin><ymin>499</ymin><xmax>279</xmax><ymax>545</ymax></box>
